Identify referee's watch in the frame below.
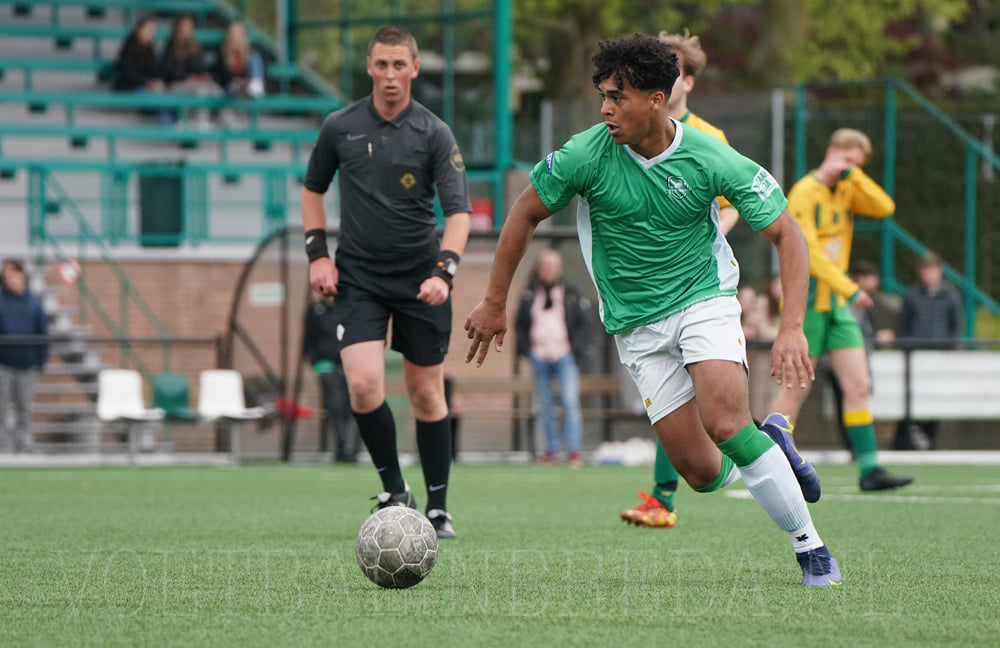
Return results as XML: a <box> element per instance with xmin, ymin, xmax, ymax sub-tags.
<box><xmin>433</xmin><ymin>250</ymin><xmax>461</xmax><ymax>289</ymax></box>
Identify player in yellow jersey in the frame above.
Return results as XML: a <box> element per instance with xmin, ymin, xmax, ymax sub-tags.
<box><xmin>620</xmin><ymin>30</ymin><xmax>744</xmax><ymax>529</ymax></box>
<box><xmin>770</xmin><ymin>128</ymin><xmax>913</xmax><ymax>492</ymax></box>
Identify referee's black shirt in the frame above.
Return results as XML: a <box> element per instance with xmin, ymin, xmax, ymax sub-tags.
<box><xmin>304</xmin><ymin>96</ymin><xmax>471</xmax><ymax>276</ymax></box>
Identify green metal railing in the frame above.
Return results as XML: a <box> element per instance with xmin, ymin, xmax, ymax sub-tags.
<box><xmin>29</xmin><ymin>171</ymin><xmax>173</xmax><ymax>376</ymax></box>
<box><xmin>12</xmin><ymin>156</ymin><xmax>501</xmax><ymax>246</ymax></box>
<box><xmin>792</xmin><ymin>78</ymin><xmax>1000</xmax><ymax>337</ymax></box>
<box><xmin>17</xmin><ymin>158</ymin><xmax>300</xmax><ymax>245</ymax></box>
<box><xmin>0</xmin><ymin>122</ymin><xmax>318</xmax><ymax>164</ymax></box>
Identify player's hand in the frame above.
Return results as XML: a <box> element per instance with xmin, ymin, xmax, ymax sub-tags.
<box><xmin>819</xmin><ymin>153</ymin><xmax>854</xmax><ymax>180</ymax></box>
<box><xmin>417</xmin><ymin>276</ymin><xmax>450</xmax><ymax>306</ymax></box>
<box><xmin>464</xmin><ymin>299</ymin><xmax>507</xmax><ymax>367</ymax></box>
<box><xmin>309</xmin><ymin>257</ymin><xmax>339</xmax><ymax>296</ymax></box>
<box><xmin>770</xmin><ymin>326</ymin><xmax>814</xmax><ymax>390</ymax></box>
<box><xmin>851</xmin><ymin>290</ymin><xmax>874</xmax><ymax>309</ymax></box>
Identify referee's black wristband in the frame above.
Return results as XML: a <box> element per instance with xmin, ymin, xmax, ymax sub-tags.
<box><xmin>432</xmin><ymin>249</ymin><xmax>461</xmax><ymax>290</ymax></box>
<box><xmin>305</xmin><ymin>229</ymin><xmax>329</xmax><ymax>263</ymax></box>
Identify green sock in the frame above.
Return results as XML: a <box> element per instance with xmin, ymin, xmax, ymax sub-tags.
<box><xmin>652</xmin><ymin>440</ymin><xmax>679</xmax><ymax>510</ymax></box>
<box><xmin>844</xmin><ymin>410</ymin><xmax>879</xmax><ymax>478</ymax></box>
<box><xmin>693</xmin><ymin>454</ymin><xmax>736</xmax><ymax>493</ymax></box>
<box><xmin>694</xmin><ymin>422</ymin><xmax>770</xmax><ymax>493</ymax></box>
<box><xmin>848</xmin><ymin>426</ymin><xmax>879</xmax><ymax>478</ymax></box>
<box><xmin>716</xmin><ymin>422</ymin><xmax>776</xmax><ymax>467</ymax></box>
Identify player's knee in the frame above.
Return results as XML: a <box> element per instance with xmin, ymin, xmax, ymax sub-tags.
<box><xmin>345</xmin><ymin>376</ymin><xmax>382</xmax><ymax>411</ymax></box>
<box><xmin>702</xmin><ymin>419</ymin><xmax>744</xmax><ymax>444</ymax></box>
<box><xmin>845</xmin><ymin>376</ymin><xmax>871</xmax><ymax>401</ymax></box>
<box><xmin>407</xmin><ymin>385</ymin><xmax>447</xmax><ymax>420</ymax></box>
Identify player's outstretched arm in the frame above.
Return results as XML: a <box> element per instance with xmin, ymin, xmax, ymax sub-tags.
<box><xmin>759</xmin><ymin>210</ymin><xmax>814</xmax><ymax>390</ymax></box>
<box><xmin>464</xmin><ymin>185</ymin><xmax>552</xmax><ymax>367</ymax></box>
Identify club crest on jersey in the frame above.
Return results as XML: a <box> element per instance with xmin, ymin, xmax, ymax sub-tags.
<box><xmin>752</xmin><ymin>167</ymin><xmax>778</xmax><ymax>201</ymax></box>
<box><xmin>400</xmin><ymin>172</ymin><xmax>416</xmax><ymax>189</ymax></box>
<box><xmin>667</xmin><ymin>176</ymin><xmax>690</xmax><ymax>200</ymax></box>
<box><xmin>450</xmin><ymin>145</ymin><xmax>466</xmax><ymax>171</ymax></box>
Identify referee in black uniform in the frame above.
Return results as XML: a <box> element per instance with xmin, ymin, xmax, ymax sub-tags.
<box><xmin>302</xmin><ymin>25</ymin><xmax>471</xmax><ymax>539</ymax></box>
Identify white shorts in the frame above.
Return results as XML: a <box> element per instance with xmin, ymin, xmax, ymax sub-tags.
<box><xmin>614</xmin><ymin>296</ymin><xmax>748</xmax><ymax>424</ymax></box>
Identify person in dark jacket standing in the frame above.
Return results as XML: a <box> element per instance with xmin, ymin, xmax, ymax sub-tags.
<box><xmin>895</xmin><ymin>251</ymin><xmax>962</xmax><ymax>449</ymax></box>
<box><xmin>897</xmin><ymin>252</ymin><xmax>961</xmax><ymax>347</ymax></box>
<box><xmin>0</xmin><ymin>260</ymin><xmax>48</xmax><ymax>453</ymax></box>
<box><xmin>302</xmin><ymin>295</ymin><xmax>356</xmax><ymax>463</ymax></box>
<box><xmin>515</xmin><ymin>248</ymin><xmax>591</xmax><ymax>466</ymax></box>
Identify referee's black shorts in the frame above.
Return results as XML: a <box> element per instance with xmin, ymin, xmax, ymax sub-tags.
<box><xmin>332</xmin><ymin>269</ymin><xmax>451</xmax><ymax>367</ymax></box>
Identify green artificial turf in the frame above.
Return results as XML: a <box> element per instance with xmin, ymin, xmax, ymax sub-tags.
<box><xmin>1</xmin><ymin>462</ymin><xmax>998</xmax><ymax>647</ymax></box>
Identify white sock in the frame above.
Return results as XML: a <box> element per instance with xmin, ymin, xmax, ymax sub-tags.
<box><xmin>740</xmin><ymin>446</ymin><xmax>824</xmax><ymax>552</ymax></box>
<box><xmin>722</xmin><ymin>465</ymin><xmax>741</xmax><ymax>488</ymax></box>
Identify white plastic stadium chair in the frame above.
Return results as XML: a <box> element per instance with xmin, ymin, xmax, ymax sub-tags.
<box><xmin>197</xmin><ymin>370</ymin><xmax>267</xmax><ymax>461</ymax></box>
<box><xmin>96</xmin><ymin>369</ymin><xmax>165</xmax><ymax>461</ymax></box>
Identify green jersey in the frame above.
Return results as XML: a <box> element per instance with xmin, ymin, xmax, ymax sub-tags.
<box><xmin>530</xmin><ymin>121</ymin><xmax>787</xmax><ymax>334</ymax></box>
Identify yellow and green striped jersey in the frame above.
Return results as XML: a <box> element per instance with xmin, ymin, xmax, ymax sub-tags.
<box><xmin>786</xmin><ymin>167</ymin><xmax>895</xmax><ymax>312</ymax></box>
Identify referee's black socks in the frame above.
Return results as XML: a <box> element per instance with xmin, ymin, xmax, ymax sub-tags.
<box><xmin>353</xmin><ymin>402</ymin><xmax>406</xmax><ymax>496</ymax></box>
<box><xmin>416</xmin><ymin>416</ymin><xmax>452</xmax><ymax>512</ymax></box>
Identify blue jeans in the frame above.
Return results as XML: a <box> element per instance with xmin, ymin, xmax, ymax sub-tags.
<box><xmin>530</xmin><ymin>353</ymin><xmax>582</xmax><ymax>455</ymax></box>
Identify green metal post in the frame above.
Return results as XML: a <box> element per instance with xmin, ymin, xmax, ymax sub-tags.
<box><xmin>285</xmin><ymin>0</ymin><xmax>298</xmax><ymax>64</ymax></box>
<box><xmin>793</xmin><ymin>84</ymin><xmax>806</xmax><ymax>181</ymax></box>
<box><xmin>881</xmin><ymin>80</ymin><xmax>898</xmax><ymax>293</ymax></box>
<box><xmin>963</xmin><ymin>144</ymin><xmax>978</xmax><ymax>337</ymax></box>
<box><xmin>492</xmin><ymin>0</ymin><xmax>513</xmax><ymax>226</ymax></box>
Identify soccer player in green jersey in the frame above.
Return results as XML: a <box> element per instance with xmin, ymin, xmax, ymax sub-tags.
<box><xmin>465</xmin><ymin>33</ymin><xmax>840</xmax><ymax>585</ymax></box>
<box><xmin>619</xmin><ymin>28</ymin><xmax>743</xmax><ymax>530</ymax></box>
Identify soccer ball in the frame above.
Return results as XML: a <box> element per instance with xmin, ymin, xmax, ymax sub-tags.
<box><xmin>355</xmin><ymin>506</ymin><xmax>438</xmax><ymax>589</ymax></box>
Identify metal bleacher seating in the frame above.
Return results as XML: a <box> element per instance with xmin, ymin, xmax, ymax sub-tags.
<box><xmin>0</xmin><ymin>0</ymin><xmax>345</xmax><ymax>251</ymax></box>
<box><xmin>0</xmin><ymin>1</ymin><xmax>341</xmax><ymax>455</ymax></box>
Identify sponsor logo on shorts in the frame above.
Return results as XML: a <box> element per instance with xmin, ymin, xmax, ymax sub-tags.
<box><xmin>545</xmin><ymin>152</ymin><xmax>554</xmax><ymax>174</ymax></box>
<box><xmin>644</xmin><ymin>397</ymin><xmax>652</xmax><ymax>408</ymax></box>
<box><xmin>336</xmin><ymin>324</ymin><xmax>345</xmax><ymax>341</ymax></box>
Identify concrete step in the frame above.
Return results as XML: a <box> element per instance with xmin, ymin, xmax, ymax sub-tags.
<box><xmin>33</xmin><ymin>401</ymin><xmax>96</xmax><ymax>416</ymax></box>
<box><xmin>30</xmin><ymin>419</ymin><xmax>99</xmax><ymax>437</ymax></box>
<box><xmin>43</xmin><ymin>360</ymin><xmax>109</xmax><ymax>376</ymax></box>
<box><xmin>35</xmin><ymin>381</ymin><xmax>98</xmax><ymax>396</ymax></box>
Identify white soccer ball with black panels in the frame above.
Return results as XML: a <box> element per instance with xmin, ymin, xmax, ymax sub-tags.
<box><xmin>355</xmin><ymin>506</ymin><xmax>438</xmax><ymax>589</ymax></box>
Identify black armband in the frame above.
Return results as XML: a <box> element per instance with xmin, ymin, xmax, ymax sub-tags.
<box><xmin>305</xmin><ymin>229</ymin><xmax>329</xmax><ymax>263</ymax></box>
<box><xmin>432</xmin><ymin>249</ymin><xmax>461</xmax><ymax>289</ymax></box>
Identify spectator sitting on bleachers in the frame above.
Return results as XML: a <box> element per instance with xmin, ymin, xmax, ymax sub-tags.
<box><xmin>112</xmin><ymin>16</ymin><xmax>170</xmax><ymax>126</ymax></box>
<box><xmin>211</xmin><ymin>21</ymin><xmax>265</xmax><ymax>100</ymax></box>
<box><xmin>159</xmin><ymin>12</ymin><xmax>223</xmax><ymax>129</ymax></box>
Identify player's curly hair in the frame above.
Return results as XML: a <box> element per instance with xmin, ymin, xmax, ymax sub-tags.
<box><xmin>591</xmin><ymin>33</ymin><xmax>679</xmax><ymax>94</ymax></box>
